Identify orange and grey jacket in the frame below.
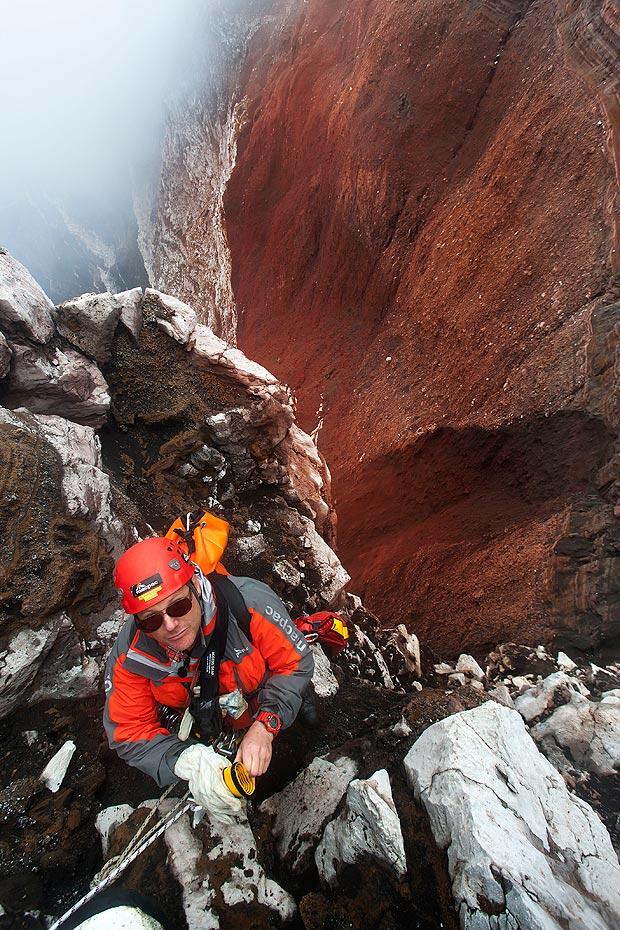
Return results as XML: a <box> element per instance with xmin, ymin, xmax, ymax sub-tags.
<box><xmin>103</xmin><ymin>570</ymin><xmax>313</xmax><ymax>786</ymax></box>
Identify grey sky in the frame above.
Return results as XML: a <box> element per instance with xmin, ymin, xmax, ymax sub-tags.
<box><xmin>0</xmin><ymin>0</ymin><xmax>204</xmax><ymax>200</ymax></box>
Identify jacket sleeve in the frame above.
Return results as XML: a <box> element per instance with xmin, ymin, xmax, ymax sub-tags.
<box><xmin>229</xmin><ymin>576</ymin><xmax>314</xmax><ymax>728</ymax></box>
<box><xmin>103</xmin><ymin>644</ymin><xmax>191</xmax><ymax>787</ymax></box>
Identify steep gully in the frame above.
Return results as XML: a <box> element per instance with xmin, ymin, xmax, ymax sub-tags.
<box><xmin>140</xmin><ymin>0</ymin><xmax>620</xmax><ymax>657</ymax></box>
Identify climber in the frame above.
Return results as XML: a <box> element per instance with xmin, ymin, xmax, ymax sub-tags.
<box><xmin>103</xmin><ymin>536</ymin><xmax>313</xmax><ymax>821</ymax></box>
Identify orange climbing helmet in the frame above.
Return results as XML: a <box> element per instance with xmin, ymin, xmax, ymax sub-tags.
<box><xmin>114</xmin><ymin>536</ymin><xmax>195</xmax><ymax>614</ymax></box>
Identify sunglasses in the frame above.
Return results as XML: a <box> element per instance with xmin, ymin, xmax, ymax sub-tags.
<box><xmin>136</xmin><ymin>591</ymin><xmax>193</xmax><ymax>633</ymax></box>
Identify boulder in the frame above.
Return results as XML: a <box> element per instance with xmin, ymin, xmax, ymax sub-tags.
<box><xmin>0</xmin><ymin>249</ymin><xmax>55</xmax><ymax>343</ymax></box>
<box><xmin>0</xmin><ymin>616</ymin><xmax>63</xmax><ymax>719</ymax></box>
<box><xmin>0</xmin><ymin>331</ymin><xmax>12</xmax><ymax>378</ymax></box>
<box><xmin>54</xmin><ymin>291</ymin><xmax>123</xmax><ymax>363</ymax></box>
<box><xmin>386</xmin><ymin>624</ymin><xmax>422</xmax><ymax>678</ymax></box>
<box><xmin>95</xmin><ymin>804</ymin><xmax>135</xmax><ymax>857</ymax></box>
<box><xmin>34</xmin><ymin>413</ymin><xmax>124</xmax><ymax>548</ymax></box>
<box><xmin>4</xmin><ymin>342</ymin><xmax>110</xmax><ymax>427</ymax></box>
<box><xmin>311</xmin><ymin>643</ymin><xmax>339</xmax><ymax>698</ymax></box>
<box><xmin>29</xmin><ymin>616</ymin><xmax>100</xmax><ymax>704</ymax></box>
<box><xmin>40</xmin><ymin>740</ymin><xmax>77</xmax><ymax>793</ymax></box>
<box><xmin>146</xmin><ymin>288</ymin><xmax>197</xmax><ymax>345</ymax></box>
<box><xmin>532</xmin><ymin>691</ymin><xmax>620</xmax><ymax>776</ymax></box>
<box><xmin>514</xmin><ymin>670</ymin><xmax>589</xmax><ymax>722</ymax></box>
<box><xmin>116</xmin><ymin>287</ymin><xmax>144</xmax><ymax>338</ymax></box>
<box><xmin>315</xmin><ymin>769</ymin><xmax>406</xmax><ymax>887</ymax></box>
<box><xmin>456</xmin><ymin>654</ymin><xmax>485</xmax><ymax>681</ymax></box>
<box><xmin>260</xmin><ymin>755</ymin><xmax>358</xmax><ymax>872</ymax></box>
<box><xmin>404</xmin><ymin>702</ymin><xmax>620</xmax><ymax>930</ymax></box>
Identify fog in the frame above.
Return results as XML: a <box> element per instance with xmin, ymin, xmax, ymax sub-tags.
<box><xmin>0</xmin><ymin>0</ymin><xmax>217</xmax><ymax>298</ymax></box>
<box><xmin>0</xmin><ymin>0</ymin><xmax>206</xmax><ymax>199</ymax></box>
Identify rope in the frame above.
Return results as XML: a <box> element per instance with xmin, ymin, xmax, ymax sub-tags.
<box><xmin>48</xmin><ymin>789</ymin><xmax>193</xmax><ymax>930</ymax></box>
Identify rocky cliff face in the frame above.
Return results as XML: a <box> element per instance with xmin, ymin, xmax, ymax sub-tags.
<box><xmin>1</xmin><ymin>252</ymin><xmax>618</xmax><ymax>930</ymax></box>
<box><xmin>142</xmin><ymin>0</ymin><xmax>619</xmax><ymax>656</ymax></box>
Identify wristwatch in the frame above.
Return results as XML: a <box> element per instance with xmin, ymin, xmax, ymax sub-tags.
<box><xmin>256</xmin><ymin>710</ymin><xmax>281</xmax><ymax>737</ymax></box>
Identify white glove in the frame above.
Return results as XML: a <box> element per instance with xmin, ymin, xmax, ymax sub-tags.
<box><xmin>174</xmin><ymin>744</ymin><xmax>243</xmax><ymax>823</ymax></box>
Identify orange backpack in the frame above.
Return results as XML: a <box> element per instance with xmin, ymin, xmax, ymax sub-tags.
<box><xmin>165</xmin><ymin>510</ymin><xmax>230</xmax><ymax>575</ymax></box>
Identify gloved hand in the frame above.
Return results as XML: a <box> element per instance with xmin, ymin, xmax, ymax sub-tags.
<box><xmin>174</xmin><ymin>744</ymin><xmax>243</xmax><ymax>823</ymax></box>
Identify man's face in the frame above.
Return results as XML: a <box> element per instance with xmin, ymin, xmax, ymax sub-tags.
<box><xmin>137</xmin><ymin>583</ymin><xmax>202</xmax><ymax>652</ymax></box>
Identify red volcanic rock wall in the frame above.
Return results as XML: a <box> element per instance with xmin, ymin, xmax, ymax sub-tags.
<box><xmin>224</xmin><ymin>0</ymin><xmax>619</xmax><ymax>655</ymax></box>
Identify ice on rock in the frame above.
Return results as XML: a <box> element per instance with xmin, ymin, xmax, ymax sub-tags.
<box><xmin>404</xmin><ymin>702</ymin><xmax>620</xmax><ymax>930</ymax></box>
<box><xmin>163</xmin><ymin>803</ymin><xmax>295</xmax><ymax>927</ymax></box>
<box><xmin>41</xmin><ymin>740</ymin><xmax>76</xmax><ymax>792</ymax></box>
<box><xmin>316</xmin><ymin>769</ymin><xmax>406</xmax><ymax>887</ymax></box>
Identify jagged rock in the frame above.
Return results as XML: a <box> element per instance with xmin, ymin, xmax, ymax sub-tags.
<box><xmin>34</xmin><ymin>413</ymin><xmax>124</xmax><ymax>547</ymax></box>
<box><xmin>557</xmin><ymin>650</ymin><xmax>577</xmax><ymax>671</ymax></box>
<box><xmin>601</xmin><ymin>689</ymin><xmax>620</xmax><ymax>705</ymax></box>
<box><xmin>29</xmin><ymin>616</ymin><xmax>100</xmax><ymax>704</ymax></box>
<box><xmin>54</xmin><ymin>291</ymin><xmax>124</xmax><ymax>363</ymax></box>
<box><xmin>260</xmin><ymin>755</ymin><xmax>358</xmax><ymax>873</ymax></box>
<box><xmin>316</xmin><ymin>769</ymin><xmax>406</xmax><ymax>887</ymax></box>
<box><xmin>295</xmin><ymin>515</ymin><xmax>349</xmax><ymax>604</ymax></box>
<box><xmin>532</xmin><ymin>690</ymin><xmax>620</xmax><ymax>776</ymax></box>
<box><xmin>273</xmin><ymin>558</ymin><xmax>302</xmax><ymax>587</ymax></box>
<box><xmin>456</xmin><ymin>654</ymin><xmax>485</xmax><ymax>681</ymax></box>
<box><xmin>311</xmin><ymin>643</ymin><xmax>339</xmax><ymax>698</ymax></box>
<box><xmin>0</xmin><ymin>249</ymin><xmax>55</xmax><ymax>343</ymax></box>
<box><xmin>486</xmin><ymin>643</ymin><xmax>557</xmax><ymax>680</ymax></box>
<box><xmin>352</xmin><ymin>626</ymin><xmax>395</xmax><ymax>689</ymax></box>
<box><xmin>434</xmin><ymin>662</ymin><xmax>454</xmax><ymax>675</ymax></box>
<box><xmin>163</xmin><ymin>806</ymin><xmax>296</xmax><ymax>928</ymax></box>
<box><xmin>509</xmin><ymin>674</ymin><xmax>535</xmax><ymax>693</ymax></box>
<box><xmin>448</xmin><ymin>673</ymin><xmax>467</xmax><ymax>687</ymax></box>
<box><xmin>146</xmin><ymin>288</ymin><xmax>197</xmax><ymax>345</ymax></box>
<box><xmin>0</xmin><ymin>331</ymin><xmax>12</xmax><ymax>378</ymax></box>
<box><xmin>4</xmin><ymin>342</ymin><xmax>110</xmax><ymax>427</ymax></box>
<box><xmin>404</xmin><ymin>702</ymin><xmax>620</xmax><ymax>930</ymax></box>
<box><xmin>235</xmin><ymin>534</ymin><xmax>267</xmax><ymax>562</ymax></box>
<box><xmin>393</xmin><ymin>716</ymin><xmax>413</xmax><ymax>737</ymax></box>
<box><xmin>514</xmin><ymin>671</ymin><xmax>589</xmax><ymax>722</ymax></box>
<box><xmin>95</xmin><ymin>804</ymin><xmax>135</xmax><ymax>857</ymax></box>
<box><xmin>40</xmin><ymin>740</ymin><xmax>76</xmax><ymax>793</ymax></box>
<box><xmin>386</xmin><ymin>624</ymin><xmax>422</xmax><ymax>678</ymax></box>
<box><xmin>487</xmin><ymin>684</ymin><xmax>515</xmax><ymax>708</ymax></box>
<box><xmin>0</xmin><ymin>616</ymin><xmax>63</xmax><ymax>719</ymax></box>
<box><xmin>116</xmin><ymin>287</ymin><xmax>144</xmax><ymax>338</ymax></box>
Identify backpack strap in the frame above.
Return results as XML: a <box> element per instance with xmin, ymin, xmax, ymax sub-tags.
<box><xmin>208</xmin><ymin>572</ymin><xmax>253</xmax><ymax>642</ymax></box>
<box><xmin>171</xmin><ymin>510</ymin><xmax>204</xmax><ymax>557</ymax></box>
